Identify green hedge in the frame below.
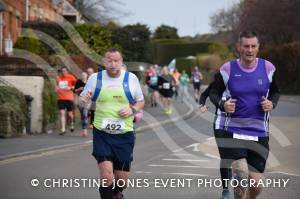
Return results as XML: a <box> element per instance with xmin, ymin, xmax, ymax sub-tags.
<box><xmin>42</xmin><ymin>80</ymin><xmax>58</xmax><ymax>131</ymax></box>
<box><xmin>0</xmin><ymin>86</ymin><xmax>27</xmax><ymax>137</ymax></box>
<box><xmin>16</xmin><ymin>22</ymin><xmax>118</xmax><ymax>57</ymax></box>
<box><xmin>152</xmin><ymin>40</ymin><xmax>213</xmax><ymax>65</ymax></box>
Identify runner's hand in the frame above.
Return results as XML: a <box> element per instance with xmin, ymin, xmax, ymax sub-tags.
<box><xmin>261</xmin><ymin>96</ymin><xmax>273</xmax><ymax>112</ymax></box>
<box><xmin>199</xmin><ymin>105</ymin><xmax>209</xmax><ymax>113</ymax></box>
<box><xmin>119</xmin><ymin>107</ymin><xmax>133</xmax><ymax>118</ymax></box>
<box><xmin>80</xmin><ymin>91</ymin><xmax>92</xmax><ymax>104</ymax></box>
<box><xmin>224</xmin><ymin>99</ymin><xmax>236</xmax><ymax>113</ymax></box>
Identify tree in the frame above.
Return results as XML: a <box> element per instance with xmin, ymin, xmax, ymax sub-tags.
<box><xmin>210</xmin><ymin>0</ymin><xmax>300</xmax><ymax>45</ymax></box>
<box><xmin>111</xmin><ymin>23</ymin><xmax>151</xmax><ymax>62</ymax></box>
<box><xmin>17</xmin><ymin>22</ymin><xmax>118</xmax><ymax>56</ymax></box>
<box><xmin>236</xmin><ymin>0</ymin><xmax>300</xmax><ymax>45</ymax></box>
<box><xmin>74</xmin><ymin>24</ymin><xmax>119</xmax><ymax>55</ymax></box>
<box><xmin>153</xmin><ymin>25</ymin><xmax>179</xmax><ymax>39</ymax></box>
<box><xmin>74</xmin><ymin>0</ymin><xmax>128</xmax><ymax>23</ymax></box>
<box><xmin>209</xmin><ymin>3</ymin><xmax>241</xmax><ymax>33</ymax></box>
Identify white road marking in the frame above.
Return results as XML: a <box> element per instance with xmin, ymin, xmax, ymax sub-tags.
<box><xmin>161</xmin><ymin>172</ymin><xmax>207</xmax><ymax>177</ymax></box>
<box><xmin>163</xmin><ymin>158</ymin><xmax>209</xmax><ymax>162</ymax></box>
<box><xmin>204</xmin><ymin>153</ymin><xmax>220</xmax><ymax>160</ymax></box>
<box><xmin>206</xmin><ymin>137</ymin><xmax>215</xmax><ymax>140</ymax></box>
<box><xmin>149</xmin><ymin>164</ymin><xmax>204</xmax><ymax>168</ymax></box>
<box><xmin>169</xmin><ymin>153</ymin><xmax>194</xmax><ymax>156</ymax></box>
<box><xmin>172</xmin><ymin>143</ymin><xmax>201</xmax><ymax>152</ymax></box>
<box><xmin>267</xmin><ymin>171</ymin><xmax>300</xmax><ymax>177</ymax></box>
<box><xmin>135</xmin><ymin>171</ymin><xmax>153</xmax><ymax>174</ymax></box>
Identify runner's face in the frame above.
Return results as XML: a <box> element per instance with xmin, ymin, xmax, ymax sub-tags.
<box><xmin>238</xmin><ymin>37</ymin><xmax>259</xmax><ymax>65</ymax></box>
<box><xmin>87</xmin><ymin>68</ymin><xmax>94</xmax><ymax>77</ymax></box>
<box><xmin>81</xmin><ymin>72</ymin><xmax>88</xmax><ymax>81</ymax></box>
<box><xmin>104</xmin><ymin>52</ymin><xmax>123</xmax><ymax>77</ymax></box>
<box><xmin>61</xmin><ymin>68</ymin><xmax>68</xmax><ymax>76</ymax></box>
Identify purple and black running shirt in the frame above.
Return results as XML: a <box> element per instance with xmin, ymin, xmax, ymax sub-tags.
<box><xmin>215</xmin><ymin>58</ymin><xmax>276</xmax><ymax>137</ymax></box>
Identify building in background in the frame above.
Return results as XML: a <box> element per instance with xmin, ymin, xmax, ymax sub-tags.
<box><xmin>0</xmin><ymin>1</ymin><xmax>4</xmax><ymax>55</ymax></box>
<box><xmin>0</xmin><ymin>0</ymin><xmax>85</xmax><ymax>55</ymax></box>
<box><xmin>61</xmin><ymin>0</ymin><xmax>86</xmax><ymax>23</ymax></box>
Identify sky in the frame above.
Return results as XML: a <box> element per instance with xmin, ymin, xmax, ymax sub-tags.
<box><xmin>118</xmin><ymin>0</ymin><xmax>240</xmax><ymax>37</ymax></box>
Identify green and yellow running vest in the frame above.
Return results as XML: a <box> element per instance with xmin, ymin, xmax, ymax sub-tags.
<box><xmin>91</xmin><ymin>71</ymin><xmax>135</xmax><ymax>133</ymax></box>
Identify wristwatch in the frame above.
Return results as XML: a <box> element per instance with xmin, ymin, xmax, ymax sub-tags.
<box><xmin>131</xmin><ymin>107</ymin><xmax>137</xmax><ymax>114</ymax></box>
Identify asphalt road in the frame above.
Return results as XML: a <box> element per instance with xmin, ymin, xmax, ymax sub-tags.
<box><xmin>0</xmin><ymin>97</ymin><xmax>299</xmax><ymax>199</ymax></box>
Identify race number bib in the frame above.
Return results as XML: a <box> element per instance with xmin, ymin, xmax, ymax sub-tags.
<box><xmin>102</xmin><ymin>118</ymin><xmax>125</xmax><ymax>133</ymax></box>
<box><xmin>163</xmin><ymin>82</ymin><xmax>170</xmax><ymax>89</ymax></box>
<box><xmin>58</xmin><ymin>81</ymin><xmax>68</xmax><ymax>89</ymax></box>
<box><xmin>233</xmin><ymin>133</ymin><xmax>258</xmax><ymax>141</ymax></box>
<box><xmin>193</xmin><ymin>77</ymin><xmax>200</xmax><ymax>83</ymax></box>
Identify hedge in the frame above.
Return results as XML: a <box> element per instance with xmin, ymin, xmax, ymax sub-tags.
<box><xmin>42</xmin><ymin>80</ymin><xmax>58</xmax><ymax>131</ymax></box>
<box><xmin>152</xmin><ymin>40</ymin><xmax>213</xmax><ymax>65</ymax></box>
<box><xmin>16</xmin><ymin>22</ymin><xmax>118</xmax><ymax>57</ymax></box>
<box><xmin>0</xmin><ymin>86</ymin><xmax>27</xmax><ymax>137</ymax></box>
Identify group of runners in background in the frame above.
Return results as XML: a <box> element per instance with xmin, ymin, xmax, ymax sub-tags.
<box><xmin>145</xmin><ymin>64</ymin><xmax>204</xmax><ymax>114</ymax></box>
<box><xmin>56</xmin><ymin>66</ymin><xmax>95</xmax><ymax>136</ymax></box>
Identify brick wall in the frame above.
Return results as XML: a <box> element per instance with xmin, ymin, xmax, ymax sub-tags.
<box><xmin>2</xmin><ymin>0</ymin><xmax>25</xmax><ymax>46</ymax></box>
<box><xmin>29</xmin><ymin>0</ymin><xmax>63</xmax><ymax>22</ymax></box>
<box><xmin>0</xmin><ymin>0</ymin><xmax>63</xmax><ymax>55</ymax></box>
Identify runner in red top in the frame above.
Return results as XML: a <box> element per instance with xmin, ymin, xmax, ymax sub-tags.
<box><xmin>56</xmin><ymin>66</ymin><xmax>77</xmax><ymax>135</ymax></box>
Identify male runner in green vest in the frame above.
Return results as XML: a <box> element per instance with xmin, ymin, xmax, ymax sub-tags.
<box><xmin>79</xmin><ymin>48</ymin><xmax>145</xmax><ymax>199</ymax></box>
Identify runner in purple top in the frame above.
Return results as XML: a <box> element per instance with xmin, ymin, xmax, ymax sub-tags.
<box><xmin>209</xmin><ymin>31</ymin><xmax>280</xmax><ymax>199</ymax></box>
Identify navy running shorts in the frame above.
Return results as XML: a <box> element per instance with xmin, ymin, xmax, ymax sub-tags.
<box><xmin>92</xmin><ymin>128</ymin><xmax>136</xmax><ymax>171</ymax></box>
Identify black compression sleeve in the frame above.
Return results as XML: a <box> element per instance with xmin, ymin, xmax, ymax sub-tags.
<box><xmin>268</xmin><ymin>72</ymin><xmax>280</xmax><ymax>108</ymax></box>
<box><xmin>199</xmin><ymin>84</ymin><xmax>211</xmax><ymax>105</ymax></box>
<box><xmin>209</xmin><ymin>73</ymin><xmax>226</xmax><ymax>110</ymax></box>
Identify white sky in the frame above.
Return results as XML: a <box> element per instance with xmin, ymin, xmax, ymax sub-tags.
<box><xmin>118</xmin><ymin>0</ymin><xmax>240</xmax><ymax>36</ymax></box>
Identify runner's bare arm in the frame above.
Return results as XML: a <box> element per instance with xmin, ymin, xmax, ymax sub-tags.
<box><xmin>78</xmin><ymin>91</ymin><xmax>92</xmax><ymax>107</ymax></box>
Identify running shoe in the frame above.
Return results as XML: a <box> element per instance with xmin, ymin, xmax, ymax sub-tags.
<box><xmin>220</xmin><ymin>189</ymin><xmax>230</xmax><ymax>199</ymax></box>
<box><xmin>165</xmin><ymin>109</ymin><xmax>172</xmax><ymax>115</ymax></box>
<box><xmin>59</xmin><ymin>129</ymin><xmax>66</xmax><ymax>135</ymax></box>
<box><xmin>82</xmin><ymin>129</ymin><xmax>88</xmax><ymax>137</ymax></box>
<box><xmin>70</xmin><ymin>122</ymin><xmax>74</xmax><ymax>132</ymax></box>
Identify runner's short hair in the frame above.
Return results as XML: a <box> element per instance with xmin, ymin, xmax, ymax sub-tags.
<box><xmin>238</xmin><ymin>31</ymin><xmax>259</xmax><ymax>43</ymax></box>
<box><xmin>105</xmin><ymin>48</ymin><xmax>122</xmax><ymax>54</ymax></box>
